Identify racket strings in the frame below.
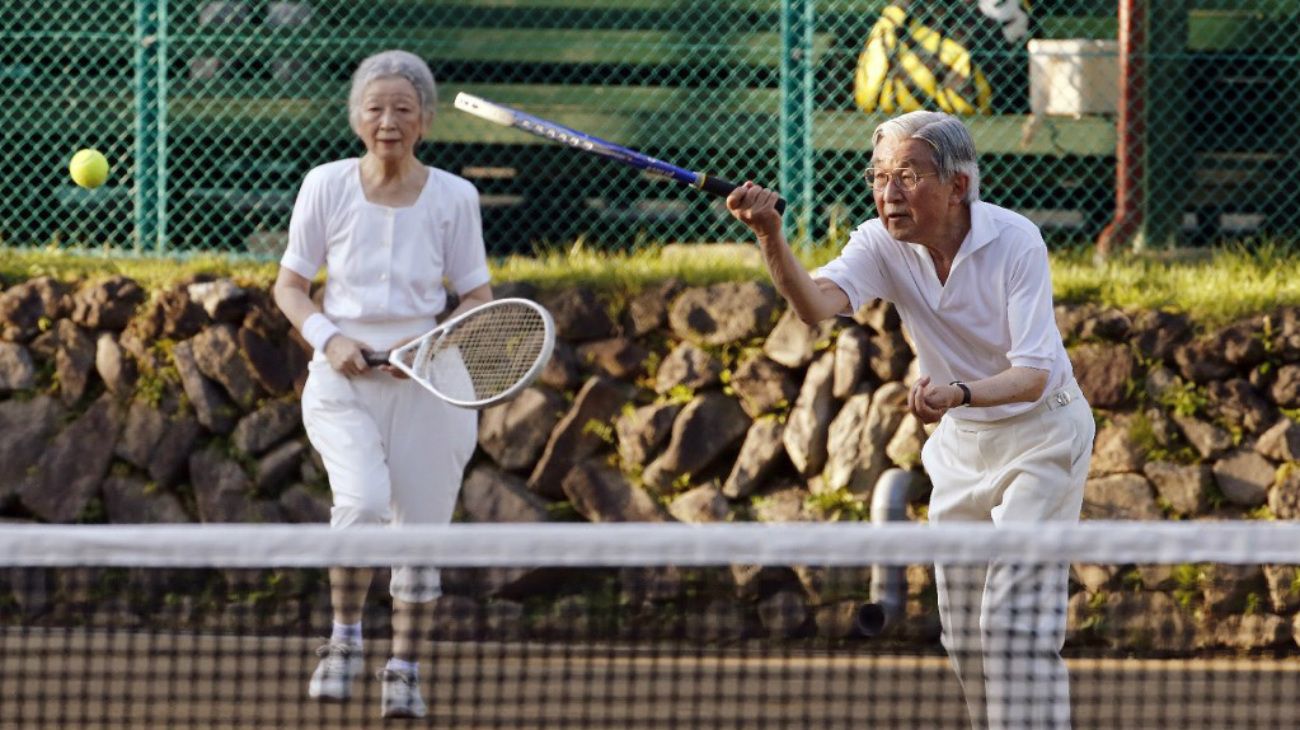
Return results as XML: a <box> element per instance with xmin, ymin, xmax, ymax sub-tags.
<box><xmin>419</xmin><ymin>303</ymin><xmax>549</xmax><ymax>400</ymax></box>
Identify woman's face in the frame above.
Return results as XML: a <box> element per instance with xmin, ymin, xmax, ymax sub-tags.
<box><xmin>355</xmin><ymin>77</ymin><xmax>427</xmax><ymax>161</ymax></box>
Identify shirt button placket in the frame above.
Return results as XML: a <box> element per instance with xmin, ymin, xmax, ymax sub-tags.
<box><xmin>381</xmin><ymin>208</ymin><xmax>394</xmax><ymax>286</ymax></box>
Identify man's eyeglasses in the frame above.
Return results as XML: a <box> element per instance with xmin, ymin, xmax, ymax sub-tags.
<box><xmin>864</xmin><ymin>167</ymin><xmax>939</xmax><ymax>192</ymax></box>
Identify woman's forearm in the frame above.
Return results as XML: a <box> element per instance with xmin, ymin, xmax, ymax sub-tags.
<box><xmin>447</xmin><ymin>283</ymin><xmax>493</xmax><ymax>319</ymax></box>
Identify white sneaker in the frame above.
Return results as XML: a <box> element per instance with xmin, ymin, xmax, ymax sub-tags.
<box><xmin>378</xmin><ymin>668</ymin><xmax>428</xmax><ymax>719</ymax></box>
<box><xmin>307</xmin><ymin>640</ymin><xmax>364</xmax><ymax>701</ymax></box>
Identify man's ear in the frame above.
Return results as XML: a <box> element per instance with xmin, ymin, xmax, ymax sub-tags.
<box><xmin>950</xmin><ymin>171</ymin><xmax>970</xmax><ymax>204</ymax></box>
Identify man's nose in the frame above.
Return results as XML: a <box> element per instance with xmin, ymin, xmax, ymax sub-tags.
<box><xmin>882</xmin><ymin>176</ymin><xmax>907</xmax><ymax>200</ymax></box>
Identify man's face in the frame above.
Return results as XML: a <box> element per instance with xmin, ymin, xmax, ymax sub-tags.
<box><xmin>869</xmin><ymin>137</ymin><xmax>964</xmax><ymax>245</ymax></box>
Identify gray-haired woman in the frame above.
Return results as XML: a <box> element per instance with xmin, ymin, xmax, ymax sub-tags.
<box><xmin>273</xmin><ymin>49</ymin><xmax>492</xmax><ymax>719</ymax></box>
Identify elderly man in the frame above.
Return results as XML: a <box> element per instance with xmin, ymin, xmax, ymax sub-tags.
<box><xmin>726</xmin><ymin>110</ymin><xmax>1094</xmax><ymax>729</ymax></box>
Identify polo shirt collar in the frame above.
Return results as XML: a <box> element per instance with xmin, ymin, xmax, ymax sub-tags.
<box><xmin>954</xmin><ymin>200</ymin><xmax>997</xmax><ymax>265</ymax></box>
<box><xmin>901</xmin><ymin>200</ymin><xmax>996</xmax><ymax>266</ymax></box>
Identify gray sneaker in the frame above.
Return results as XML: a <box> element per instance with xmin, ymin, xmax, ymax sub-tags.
<box><xmin>378</xmin><ymin>668</ymin><xmax>428</xmax><ymax>719</ymax></box>
<box><xmin>307</xmin><ymin>640</ymin><xmax>364</xmax><ymax>701</ymax></box>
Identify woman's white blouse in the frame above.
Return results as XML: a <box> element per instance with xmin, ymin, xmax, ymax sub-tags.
<box><xmin>281</xmin><ymin>159</ymin><xmax>491</xmax><ymax>326</ymax></box>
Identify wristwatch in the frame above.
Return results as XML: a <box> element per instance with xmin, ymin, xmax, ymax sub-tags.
<box><xmin>949</xmin><ymin>381</ymin><xmax>972</xmax><ymax>407</ymax></box>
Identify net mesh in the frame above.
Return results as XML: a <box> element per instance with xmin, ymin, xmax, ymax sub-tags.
<box><xmin>3</xmin><ymin>521</ymin><xmax>1299</xmax><ymax>729</ymax></box>
<box><xmin>4</xmin><ymin>2</ymin><xmax>1293</xmax><ymax>255</ymax></box>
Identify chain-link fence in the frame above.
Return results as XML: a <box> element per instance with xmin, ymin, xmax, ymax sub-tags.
<box><xmin>0</xmin><ymin>1</ymin><xmax>1294</xmax><ymax>257</ymax></box>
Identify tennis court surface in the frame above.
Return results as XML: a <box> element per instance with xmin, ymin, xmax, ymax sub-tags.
<box><xmin>3</xmin><ymin>522</ymin><xmax>1299</xmax><ymax>728</ymax></box>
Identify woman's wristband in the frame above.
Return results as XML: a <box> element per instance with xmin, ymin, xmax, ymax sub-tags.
<box><xmin>301</xmin><ymin>312</ymin><xmax>341</xmax><ymax>352</ymax></box>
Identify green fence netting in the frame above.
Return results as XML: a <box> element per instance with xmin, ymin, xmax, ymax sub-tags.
<box><xmin>0</xmin><ymin>1</ymin><xmax>1293</xmax><ymax>257</ymax></box>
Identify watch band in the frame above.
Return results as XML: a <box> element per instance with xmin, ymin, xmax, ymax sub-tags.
<box><xmin>950</xmin><ymin>381</ymin><xmax>972</xmax><ymax>407</ymax></box>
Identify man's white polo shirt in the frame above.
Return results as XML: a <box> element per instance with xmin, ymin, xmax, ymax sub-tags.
<box><xmin>814</xmin><ymin>200</ymin><xmax>1073</xmax><ymax>422</ymax></box>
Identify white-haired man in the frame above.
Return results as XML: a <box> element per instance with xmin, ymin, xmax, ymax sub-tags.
<box><xmin>727</xmin><ymin>110</ymin><xmax>1094</xmax><ymax>729</ymax></box>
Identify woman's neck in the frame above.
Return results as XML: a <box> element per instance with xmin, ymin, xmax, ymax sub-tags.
<box><xmin>360</xmin><ymin>154</ymin><xmax>421</xmax><ymax>185</ymax></box>
<box><xmin>358</xmin><ymin>154</ymin><xmax>427</xmax><ymax>207</ymax></box>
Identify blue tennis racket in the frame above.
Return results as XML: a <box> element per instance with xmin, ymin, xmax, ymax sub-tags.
<box><xmin>454</xmin><ymin>92</ymin><xmax>786</xmax><ymax>215</ymax></box>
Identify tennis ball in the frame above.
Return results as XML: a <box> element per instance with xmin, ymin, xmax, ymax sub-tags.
<box><xmin>69</xmin><ymin>149</ymin><xmax>109</xmax><ymax>189</ymax></box>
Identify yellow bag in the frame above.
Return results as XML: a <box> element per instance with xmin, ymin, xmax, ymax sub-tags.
<box><xmin>854</xmin><ymin>4</ymin><xmax>999</xmax><ymax>115</ymax></box>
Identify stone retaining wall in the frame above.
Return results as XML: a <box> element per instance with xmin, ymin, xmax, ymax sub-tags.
<box><xmin>2</xmin><ymin>273</ymin><xmax>1299</xmax><ymax>650</ymax></box>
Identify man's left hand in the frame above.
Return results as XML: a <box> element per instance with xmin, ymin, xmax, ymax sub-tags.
<box><xmin>908</xmin><ymin>375</ymin><xmax>963</xmax><ymax>424</ymax></box>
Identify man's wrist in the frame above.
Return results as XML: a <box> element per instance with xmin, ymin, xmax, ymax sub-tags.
<box><xmin>755</xmin><ymin>226</ymin><xmax>785</xmax><ymax>244</ymax></box>
<box><xmin>950</xmin><ymin>381</ymin><xmax>972</xmax><ymax>407</ymax></box>
<box><xmin>301</xmin><ymin>312</ymin><xmax>342</xmax><ymax>352</ymax></box>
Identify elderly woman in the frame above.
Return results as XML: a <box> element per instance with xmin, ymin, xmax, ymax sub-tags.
<box><xmin>273</xmin><ymin>49</ymin><xmax>491</xmax><ymax>719</ymax></box>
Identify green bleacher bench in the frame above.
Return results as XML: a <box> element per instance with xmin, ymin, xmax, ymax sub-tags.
<box><xmin>25</xmin><ymin>1</ymin><xmax>1119</xmax><ymax>251</ymax></box>
<box><xmin>27</xmin><ymin>0</ymin><xmax>1300</xmax><ymax>251</ymax></box>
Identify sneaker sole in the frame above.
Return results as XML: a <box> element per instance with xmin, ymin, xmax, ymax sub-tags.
<box><xmin>382</xmin><ymin>710</ymin><xmax>426</xmax><ymax>719</ymax></box>
<box><xmin>308</xmin><ymin>683</ymin><xmax>357</xmax><ymax>702</ymax></box>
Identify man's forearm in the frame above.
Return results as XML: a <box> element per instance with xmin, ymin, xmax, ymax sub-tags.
<box><xmin>966</xmin><ymin>366</ymin><xmax>1050</xmax><ymax>407</ymax></box>
<box><xmin>756</xmin><ymin>231</ymin><xmax>840</xmax><ymax>324</ymax></box>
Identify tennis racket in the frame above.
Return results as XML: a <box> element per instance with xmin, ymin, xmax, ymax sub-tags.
<box><xmin>363</xmin><ymin>298</ymin><xmax>556</xmax><ymax>410</ymax></box>
<box><xmin>454</xmin><ymin>92</ymin><xmax>786</xmax><ymax>214</ymax></box>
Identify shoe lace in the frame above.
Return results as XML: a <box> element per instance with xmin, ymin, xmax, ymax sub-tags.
<box><xmin>315</xmin><ymin>640</ymin><xmax>356</xmax><ymax>672</ymax></box>
<box><xmin>377</xmin><ymin>668</ymin><xmax>417</xmax><ymax>687</ymax></box>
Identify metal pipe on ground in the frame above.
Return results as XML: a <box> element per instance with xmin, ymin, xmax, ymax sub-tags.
<box><xmin>855</xmin><ymin>468</ymin><xmax>917</xmax><ymax>637</ymax></box>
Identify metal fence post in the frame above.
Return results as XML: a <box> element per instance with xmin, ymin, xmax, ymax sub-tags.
<box><xmin>133</xmin><ymin>0</ymin><xmax>168</xmax><ymax>252</ymax></box>
<box><xmin>1096</xmin><ymin>0</ymin><xmax>1145</xmax><ymax>257</ymax></box>
<box><xmin>1139</xmin><ymin>0</ymin><xmax>1187</xmax><ymax>249</ymax></box>
<box><xmin>780</xmin><ymin>0</ymin><xmax>814</xmax><ymax>244</ymax></box>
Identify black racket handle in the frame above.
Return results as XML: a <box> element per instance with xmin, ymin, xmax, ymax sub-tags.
<box><xmin>699</xmin><ymin>174</ymin><xmax>787</xmax><ymax>215</ymax></box>
<box><xmin>362</xmin><ymin>350</ymin><xmax>390</xmax><ymax>367</ymax></box>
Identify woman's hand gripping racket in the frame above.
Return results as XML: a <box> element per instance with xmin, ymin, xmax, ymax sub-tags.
<box><xmin>362</xmin><ymin>298</ymin><xmax>556</xmax><ymax>410</ymax></box>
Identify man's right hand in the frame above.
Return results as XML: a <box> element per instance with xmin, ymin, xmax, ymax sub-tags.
<box><xmin>726</xmin><ymin>181</ymin><xmax>784</xmax><ymax>240</ymax></box>
<box><xmin>323</xmin><ymin>335</ymin><xmax>369</xmax><ymax>377</ymax></box>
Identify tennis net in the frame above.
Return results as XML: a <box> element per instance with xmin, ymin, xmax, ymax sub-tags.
<box><xmin>2</xmin><ymin>521</ymin><xmax>1299</xmax><ymax>729</ymax></box>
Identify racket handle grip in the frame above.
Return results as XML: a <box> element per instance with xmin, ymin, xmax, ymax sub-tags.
<box><xmin>699</xmin><ymin>174</ymin><xmax>787</xmax><ymax>215</ymax></box>
<box><xmin>362</xmin><ymin>350</ymin><xmax>390</xmax><ymax>367</ymax></box>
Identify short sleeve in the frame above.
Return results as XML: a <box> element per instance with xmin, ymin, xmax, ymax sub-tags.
<box><xmin>281</xmin><ymin>168</ymin><xmax>328</xmax><ymax>279</ymax></box>
<box><xmin>443</xmin><ymin>182</ymin><xmax>491</xmax><ymax>294</ymax></box>
<box><xmin>1004</xmin><ymin>234</ymin><xmax>1057</xmax><ymax>370</ymax></box>
<box><xmin>812</xmin><ymin>225</ymin><xmax>894</xmax><ymax>314</ymax></box>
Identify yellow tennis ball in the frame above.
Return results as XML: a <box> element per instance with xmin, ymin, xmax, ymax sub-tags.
<box><xmin>69</xmin><ymin>149</ymin><xmax>109</xmax><ymax>189</ymax></box>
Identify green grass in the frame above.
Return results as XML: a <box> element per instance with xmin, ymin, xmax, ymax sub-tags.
<box><xmin>1051</xmin><ymin>241</ymin><xmax>1300</xmax><ymax>327</ymax></box>
<box><xmin>493</xmin><ymin>240</ymin><xmax>771</xmax><ymax>292</ymax></box>
<box><xmin>4</xmin><ymin>240</ymin><xmax>1300</xmax><ymax>326</ymax></box>
<box><xmin>0</xmin><ymin>246</ymin><xmax>281</xmax><ymax>291</ymax></box>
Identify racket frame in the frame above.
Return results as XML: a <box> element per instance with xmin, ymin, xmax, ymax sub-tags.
<box><xmin>453</xmin><ymin>92</ymin><xmax>786</xmax><ymax>214</ymax></box>
<box><xmin>376</xmin><ymin>297</ymin><xmax>556</xmax><ymax>410</ymax></box>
